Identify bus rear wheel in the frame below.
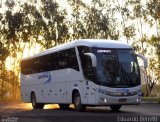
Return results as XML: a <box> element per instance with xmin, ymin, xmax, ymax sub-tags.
<box><xmin>59</xmin><ymin>104</ymin><xmax>70</xmax><ymax>110</ymax></box>
<box><xmin>73</xmin><ymin>92</ymin><xmax>86</xmax><ymax>112</ymax></box>
<box><xmin>110</xmin><ymin>105</ymin><xmax>121</xmax><ymax>111</ymax></box>
<box><xmin>31</xmin><ymin>93</ymin><xmax>44</xmax><ymax>109</ymax></box>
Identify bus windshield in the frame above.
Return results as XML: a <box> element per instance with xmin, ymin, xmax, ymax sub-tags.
<box><xmin>93</xmin><ymin>48</ymin><xmax>140</xmax><ymax>88</ymax></box>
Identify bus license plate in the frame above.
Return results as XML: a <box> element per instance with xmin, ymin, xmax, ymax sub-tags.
<box><xmin>119</xmin><ymin>98</ymin><xmax>127</xmax><ymax>102</ymax></box>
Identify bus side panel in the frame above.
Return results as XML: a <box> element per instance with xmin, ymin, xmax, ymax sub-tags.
<box><xmin>65</xmin><ymin>80</ymin><xmax>88</xmax><ymax>104</ymax></box>
<box><xmin>33</xmin><ymin>83</ymin><xmax>58</xmax><ymax>103</ymax></box>
<box><xmin>36</xmin><ymin>82</ymin><xmax>67</xmax><ymax>104</ymax></box>
<box><xmin>53</xmin><ymin>69</ymin><xmax>85</xmax><ymax>104</ymax></box>
<box><xmin>21</xmin><ymin>74</ymin><xmax>32</xmax><ymax>102</ymax></box>
<box><xmin>86</xmin><ymin>81</ymin><xmax>96</xmax><ymax>105</ymax></box>
<box><xmin>21</xmin><ymin>84</ymin><xmax>31</xmax><ymax>102</ymax></box>
<box><xmin>53</xmin><ymin>82</ymin><xmax>66</xmax><ymax>103</ymax></box>
<box><xmin>21</xmin><ymin>69</ymin><xmax>85</xmax><ymax>104</ymax></box>
<box><xmin>65</xmin><ymin>81</ymin><xmax>73</xmax><ymax>103</ymax></box>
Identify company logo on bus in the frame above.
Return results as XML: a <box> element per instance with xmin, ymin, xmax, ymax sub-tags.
<box><xmin>97</xmin><ymin>50</ymin><xmax>111</xmax><ymax>53</ymax></box>
<box><xmin>116</xmin><ymin>88</ymin><xmax>129</xmax><ymax>93</ymax></box>
<box><xmin>38</xmin><ymin>72</ymin><xmax>51</xmax><ymax>84</ymax></box>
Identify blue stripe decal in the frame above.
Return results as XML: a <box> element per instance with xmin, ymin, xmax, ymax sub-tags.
<box><xmin>116</xmin><ymin>88</ymin><xmax>129</xmax><ymax>93</ymax></box>
<box><xmin>38</xmin><ymin>72</ymin><xmax>52</xmax><ymax>84</ymax></box>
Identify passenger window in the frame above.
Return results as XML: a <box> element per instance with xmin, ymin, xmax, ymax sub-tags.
<box><xmin>21</xmin><ymin>48</ymin><xmax>80</xmax><ymax>75</ymax></box>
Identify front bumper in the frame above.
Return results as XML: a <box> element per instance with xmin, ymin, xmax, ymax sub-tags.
<box><xmin>96</xmin><ymin>92</ymin><xmax>142</xmax><ymax>105</ymax></box>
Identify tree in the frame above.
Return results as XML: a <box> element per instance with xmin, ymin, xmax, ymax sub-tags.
<box><xmin>68</xmin><ymin>0</ymin><xmax>119</xmax><ymax>40</ymax></box>
<box><xmin>0</xmin><ymin>12</ymin><xmax>10</xmax><ymax>100</ymax></box>
<box><xmin>0</xmin><ymin>42</ymin><xmax>9</xmax><ymax>100</ymax></box>
<box><xmin>1</xmin><ymin>2</ymin><xmax>25</xmax><ymax>99</ymax></box>
<box><xmin>40</xmin><ymin>0</ymin><xmax>69</xmax><ymax>47</ymax></box>
<box><xmin>147</xmin><ymin>0</ymin><xmax>160</xmax><ymax>37</ymax></box>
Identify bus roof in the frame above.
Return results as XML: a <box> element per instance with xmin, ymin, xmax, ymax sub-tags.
<box><xmin>22</xmin><ymin>39</ymin><xmax>133</xmax><ymax>60</ymax></box>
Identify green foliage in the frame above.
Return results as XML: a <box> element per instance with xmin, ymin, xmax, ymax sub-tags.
<box><xmin>123</xmin><ymin>26</ymin><xmax>136</xmax><ymax>39</ymax></box>
<box><xmin>147</xmin><ymin>36</ymin><xmax>160</xmax><ymax>84</ymax></box>
<box><xmin>147</xmin><ymin>0</ymin><xmax>160</xmax><ymax>20</ymax></box>
<box><xmin>0</xmin><ymin>43</ymin><xmax>9</xmax><ymax>62</ymax></box>
<box><xmin>148</xmin><ymin>35</ymin><xmax>160</xmax><ymax>68</ymax></box>
<box><xmin>5</xmin><ymin>0</ymin><xmax>15</xmax><ymax>8</ymax></box>
<box><xmin>142</xmin><ymin>97</ymin><xmax>159</xmax><ymax>103</ymax></box>
<box><xmin>39</xmin><ymin>0</ymin><xmax>69</xmax><ymax>47</ymax></box>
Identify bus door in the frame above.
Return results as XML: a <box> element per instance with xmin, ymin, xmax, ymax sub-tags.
<box><xmin>77</xmin><ymin>46</ymin><xmax>96</xmax><ymax>104</ymax></box>
<box><xmin>83</xmin><ymin>56</ymin><xmax>96</xmax><ymax>104</ymax></box>
<box><xmin>86</xmin><ymin>80</ymin><xmax>96</xmax><ymax>104</ymax></box>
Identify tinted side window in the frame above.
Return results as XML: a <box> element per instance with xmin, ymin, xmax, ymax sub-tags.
<box><xmin>31</xmin><ymin>58</ymin><xmax>37</xmax><ymax>74</ymax></box>
<box><xmin>48</xmin><ymin>53</ymin><xmax>57</xmax><ymax>71</ymax></box>
<box><xmin>21</xmin><ymin>48</ymin><xmax>79</xmax><ymax>75</ymax></box>
<box><xmin>38</xmin><ymin>56</ymin><xmax>47</xmax><ymax>72</ymax></box>
<box><xmin>21</xmin><ymin>58</ymin><xmax>35</xmax><ymax>75</ymax></box>
<box><xmin>77</xmin><ymin>46</ymin><xmax>94</xmax><ymax>81</ymax></box>
<box><xmin>37</xmin><ymin>53</ymin><xmax>56</xmax><ymax>73</ymax></box>
<box><xmin>21</xmin><ymin>60</ymin><xmax>27</xmax><ymax>75</ymax></box>
<box><xmin>56</xmin><ymin>51</ymin><xmax>66</xmax><ymax>69</ymax></box>
<box><xmin>66</xmin><ymin>48</ymin><xmax>79</xmax><ymax>71</ymax></box>
<box><xmin>56</xmin><ymin>48</ymin><xmax>79</xmax><ymax>71</ymax></box>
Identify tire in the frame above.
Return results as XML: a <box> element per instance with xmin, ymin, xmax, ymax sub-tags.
<box><xmin>31</xmin><ymin>93</ymin><xmax>44</xmax><ymax>109</ymax></box>
<box><xmin>73</xmin><ymin>92</ymin><xmax>86</xmax><ymax>112</ymax></box>
<box><xmin>110</xmin><ymin>105</ymin><xmax>121</xmax><ymax>111</ymax></box>
<box><xmin>59</xmin><ymin>104</ymin><xmax>70</xmax><ymax>110</ymax></box>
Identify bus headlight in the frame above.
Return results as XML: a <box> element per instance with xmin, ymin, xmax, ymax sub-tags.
<box><xmin>97</xmin><ymin>89</ymin><xmax>110</xmax><ymax>95</ymax></box>
<box><xmin>97</xmin><ymin>89</ymin><xmax>123</xmax><ymax>96</ymax></box>
<box><xmin>97</xmin><ymin>88</ymin><xmax>142</xmax><ymax>97</ymax></box>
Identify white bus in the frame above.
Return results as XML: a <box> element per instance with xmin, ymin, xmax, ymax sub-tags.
<box><xmin>21</xmin><ymin>39</ymin><xmax>147</xmax><ymax>111</ymax></box>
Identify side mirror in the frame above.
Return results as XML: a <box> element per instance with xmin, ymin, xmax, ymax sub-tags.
<box><xmin>136</xmin><ymin>54</ymin><xmax>148</xmax><ymax>69</ymax></box>
<box><xmin>84</xmin><ymin>53</ymin><xmax>97</xmax><ymax>67</ymax></box>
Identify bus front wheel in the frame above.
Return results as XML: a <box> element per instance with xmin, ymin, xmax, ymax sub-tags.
<box><xmin>31</xmin><ymin>93</ymin><xmax>44</xmax><ymax>109</ymax></box>
<box><xmin>73</xmin><ymin>92</ymin><xmax>86</xmax><ymax>112</ymax></box>
<box><xmin>110</xmin><ymin>105</ymin><xmax>121</xmax><ymax>111</ymax></box>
